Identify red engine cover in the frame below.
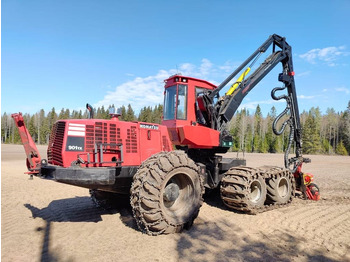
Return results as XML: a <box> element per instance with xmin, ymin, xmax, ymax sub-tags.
<box><xmin>47</xmin><ymin>118</ymin><xmax>172</xmax><ymax>168</ymax></box>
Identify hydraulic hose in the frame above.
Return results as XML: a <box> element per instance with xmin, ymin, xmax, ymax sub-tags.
<box><xmin>271</xmin><ymin>86</ymin><xmax>300</xmax><ymax>172</ymax></box>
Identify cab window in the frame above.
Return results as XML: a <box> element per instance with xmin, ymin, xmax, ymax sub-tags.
<box><xmin>163</xmin><ymin>84</ymin><xmax>188</xmax><ymax>120</ymax></box>
<box><xmin>176</xmin><ymin>84</ymin><xmax>187</xmax><ymax>120</ymax></box>
<box><xmin>163</xmin><ymin>85</ymin><xmax>177</xmax><ymax>120</ymax></box>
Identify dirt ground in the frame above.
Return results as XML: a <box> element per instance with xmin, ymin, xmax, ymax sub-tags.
<box><xmin>2</xmin><ymin>144</ymin><xmax>350</xmax><ymax>262</ymax></box>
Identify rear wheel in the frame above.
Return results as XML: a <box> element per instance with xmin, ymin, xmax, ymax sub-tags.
<box><xmin>221</xmin><ymin>167</ymin><xmax>267</xmax><ymax>212</ymax></box>
<box><xmin>130</xmin><ymin>151</ymin><xmax>204</xmax><ymax>235</ymax></box>
<box><xmin>266</xmin><ymin>171</ymin><xmax>293</xmax><ymax>204</ymax></box>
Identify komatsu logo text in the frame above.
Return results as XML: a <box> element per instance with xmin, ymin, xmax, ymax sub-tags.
<box><xmin>140</xmin><ymin>124</ymin><xmax>159</xmax><ymax>130</ymax></box>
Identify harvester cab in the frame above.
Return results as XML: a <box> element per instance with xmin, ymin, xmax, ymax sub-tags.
<box><xmin>162</xmin><ymin>75</ymin><xmax>227</xmax><ymax>149</ymax></box>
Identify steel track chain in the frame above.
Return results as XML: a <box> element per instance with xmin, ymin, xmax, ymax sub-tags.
<box><xmin>221</xmin><ymin>166</ymin><xmax>296</xmax><ymax>214</ymax></box>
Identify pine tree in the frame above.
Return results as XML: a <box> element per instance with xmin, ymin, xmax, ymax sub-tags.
<box><xmin>153</xmin><ymin>104</ymin><xmax>163</xmax><ymax>124</ymax></box>
<box><xmin>119</xmin><ymin>106</ymin><xmax>127</xmax><ymax>121</ymax></box>
<box><xmin>125</xmin><ymin>104</ymin><xmax>136</xmax><ymax>121</ymax></box>
<box><xmin>253</xmin><ymin>105</ymin><xmax>262</xmax><ymax>152</ymax></box>
<box><xmin>47</xmin><ymin>107</ymin><xmax>58</xmax><ymax>129</ymax></box>
<box><xmin>336</xmin><ymin>140</ymin><xmax>348</xmax><ymax>155</ymax></box>
<box><xmin>259</xmin><ymin>137</ymin><xmax>269</xmax><ymax>153</ymax></box>
<box><xmin>339</xmin><ymin>101</ymin><xmax>350</xmax><ymax>154</ymax></box>
<box><xmin>230</xmin><ymin>113</ymin><xmax>240</xmax><ymax>151</ymax></box>
<box><xmin>138</xmin><ymin>106</ymin><xmax>152</xmax><ymax>122</ymax></box>
<box><xmin>1</xmin><ymin>113</ymin><xmax>9</xmax><ymax>143</ymax></box>
<box><xmin>266</xmin><ymin>106</ymin><xmax>279</xmax><ymax>153</ymax></box>
<box><xmin>38</xmin><ymin>110</ymin><xmax>50</xmax><ymax>144</ymax></box>
<box><xmin>303</xmin><ymin>107</ymin><xmax>323</xmax><ymax>154</ymax></box>
<box><xmin>58</xmin><ymin>108</ymin><xmax>70</xmax><ymax>119</ymax></box>
<box><xmin>246</xmin><ymin>122</ymin><xmax>253</xmax><ymax>152</ymax></box>
<box><xmin>28</xmin><ymin>115</ymin><xmax>37</xmax><ymax>142</ymax></box>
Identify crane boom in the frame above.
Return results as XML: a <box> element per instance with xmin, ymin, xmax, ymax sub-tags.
<box><xmin>11</xmin><ymin>113</ymin><xmax>42</xmax><ymax>174</ymax></box>
<box><xmin>197</xmin><ymin>34</ymin><xmax>306</xmax><ymax>171</ymax></box>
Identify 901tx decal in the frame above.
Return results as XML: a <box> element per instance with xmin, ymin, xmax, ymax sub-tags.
<box><xmin>66</xmin><ymin>136</ymin><xmax>85</xmax><ymax>151</ymax></box>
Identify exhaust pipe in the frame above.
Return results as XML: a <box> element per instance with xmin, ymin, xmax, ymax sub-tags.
<box><xmin>86</xmin><ymin>103</ymin><xmax>94</xmax><ymax>119</ymax></box>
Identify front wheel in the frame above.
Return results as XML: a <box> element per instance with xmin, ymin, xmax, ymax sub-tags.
<box><xmin>266</xmin><ymin>170</ymin><xmax>293</xmax><ymax>204</ymax></box>
<box><xmin>130</xmin><ymin>151</ymin><xmax>204</xmax><ymax>235</ymax></box>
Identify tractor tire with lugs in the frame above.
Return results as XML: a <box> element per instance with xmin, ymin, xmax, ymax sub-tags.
<box><xmin>220</xmin><ymin>167</ymin><xmax>267</xmax><ymax>212</ymax></box>
<box><xmin>130</xmin><ymin>151</ymin><xmax>204</xmax><ymax>235</ymax></box>
<box><xmin>265</xmin><ymin>168</ymin><xmax>293</xmax><ymax>204</ymax></box>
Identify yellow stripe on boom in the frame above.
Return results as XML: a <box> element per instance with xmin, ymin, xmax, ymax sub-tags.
<box><xmin>226</xmin><ymin>67</ymin><xmax>251</xmax><ymax>95</ymax></box>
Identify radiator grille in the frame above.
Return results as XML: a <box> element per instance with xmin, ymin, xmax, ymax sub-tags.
<box><xmin>126</xmin><ymin>126</ymin><xmax>138</xmax><ymax>153</ymax></box>
<box><xmin>95</xmin><ymin>122</ymin><xmax>103</xmax><ymax>146</ymax></box>
<box><xmin>47</xmin><ymin>121</ymin><xmax>66</xmax><ymax>166</ymax></box>
<box><xmin>110</xmin><ymin>124</ymin><xmax>122</xmax><ymax>149</ymax></box>
<box><xmin>85</xmin><ymin>122</ymin><xmax>123</xmax><ymax>152</ymax></box>
<box><xmin>104</xmin><ymin>123</ymin><xmax>108</xmax><ymax>143</ymax></box>
<box><xmin>86</xmin><ymin>125</ymin><xmax>95</xmax><ymax>152</ymax></box>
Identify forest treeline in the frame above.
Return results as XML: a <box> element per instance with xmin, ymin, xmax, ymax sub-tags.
<box><xmin>2</xmin><ymin>102</ymin><xmax>350</xmax><ymax>156</ymax></box>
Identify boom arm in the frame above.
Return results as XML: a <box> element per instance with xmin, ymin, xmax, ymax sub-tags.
<box><xmin>11</xmin><ymin>113</ymin><xmax>42</xmax><ymax>174</ymax></box>
<box><xmin>198</xmin><ymin>34</ymin><xmax>306</xmax><ymax>171</ymax></box>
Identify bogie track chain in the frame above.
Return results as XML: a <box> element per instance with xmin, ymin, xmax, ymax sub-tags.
<box><xmin>220</xmin><ymin>166</ymin><xmax>295</xmax><ymax>214</ymax></box>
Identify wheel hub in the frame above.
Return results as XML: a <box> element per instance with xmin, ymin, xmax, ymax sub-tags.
<box><xmin>278</xmin><ymin>178</ymin><xmax>289</xmax><ymax>197</ymax></box>
<box><xmin>250</xmin><ymin>181</ymin><xmax>262</xmax><ymax>203</ymax></box>
<box><xmin>163</xmin><ymin>182</ymin><xmax>180</xmax><ymax>203</ymax></box>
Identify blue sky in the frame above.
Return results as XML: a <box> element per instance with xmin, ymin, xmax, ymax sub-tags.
<box><xmin>2</xmin><ymin>0</ymin><xmax>350</xmax><ymax>117</ymax></box>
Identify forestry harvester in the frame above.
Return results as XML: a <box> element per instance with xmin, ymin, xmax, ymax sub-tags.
<box><xmin>12</xmin><ymin>34</ymin><xmax>320</xmax><ymax>235</ymax></box>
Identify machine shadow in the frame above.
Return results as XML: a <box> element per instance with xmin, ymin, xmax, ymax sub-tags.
<box><xmin>203</xmin><ymin>188</ymin><xmax>246</xmax><ymax>214</ymax></box>
<box><xmin>176</xmin><ymin>217</ymin><xmax>339</xmax><ymax>262</ymax></box>
<box><xmin>25</xmin><ymin>197</ymin><xmax>106</xmax><ymax>223</ymax></box>
<box><xmin>24</xmin><ymin>196</ymin><xmax>137</xmax><ymax>262</ymax></box>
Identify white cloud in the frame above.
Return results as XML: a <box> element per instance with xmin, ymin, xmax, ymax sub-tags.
<box><xmin>298</xmin><ymin>95</ymin><xmax>315</xmax><ymax>99</ymax></box>
<box><xmin>94</xmin><ymin>69</ymin><xmax>174</xmax><ymax>113</ymax></box>
<box><xmin>218</xmin><ymin>60</ymin><xmax>239</xmax><ymax>73</ymax></box>
<box><xmin>199</xmin><ymin>58</ymin><xmax>213</xmax><ymax>76</ymax></box>
<box><xmin>335</xmin><ymin>87</ymin><xmax>350</xmax><ymax>94</ymax></box>
<box><xmin>94</xmin><ymin>59</ymin><xmax>230</xmax><ymax>113</ymax></box>
<box><xmin>178</xmin><ymin>63</ymin><xmax>196</xmax><ymax>74</ymax></box>
<box><xmin>239</xmin><ymin>99</ymin><xmax>284</xmax><ymax>110</ymax></box>
<box><xmin>299</xmin><ymin>46</ymin><xmax>349</xmax><ymax>66</ymax></box>
<box><xmin>295</xmin><ymin>71</ymin><xmax>311</xmax><ymax>78</ymax></box>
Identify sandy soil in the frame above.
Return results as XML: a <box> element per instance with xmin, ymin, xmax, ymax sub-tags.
<box><xmin>2</xmin><ymin>144</ymin><xmax>350</xmax><ymax>262</ymax></box>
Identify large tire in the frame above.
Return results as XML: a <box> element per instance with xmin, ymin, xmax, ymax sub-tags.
<box><xmin>266</xmin><ymin>170</ymin><xmax>293</xmax><ymax>204</ymax></box>
<box><xmin>221</xmin><ymin>167</ymin><xmax>267</xmax><ymax>212</ymax></box>
<box><xmin>130</xmin><ymin>151</ymin><xmax>204</xmax><ymax>235</ymax></box>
